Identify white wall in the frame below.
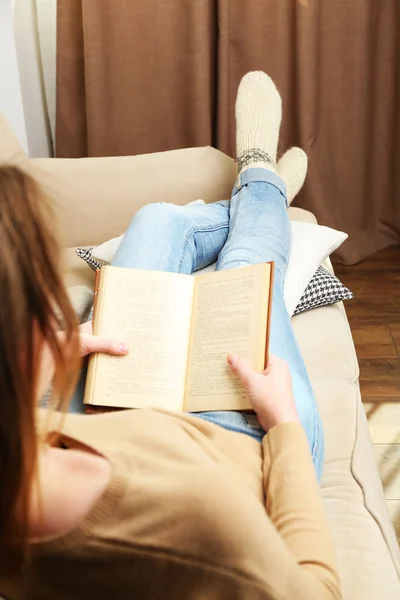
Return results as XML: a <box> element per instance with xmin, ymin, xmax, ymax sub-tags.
<box><xmin>0</xmin><ymin>0</ymin><xmax>52</xmax><ymax>157</ymax></box>
<box><xmin>12</xmin><ymin>0</ymin><xmax>52</xmax><ymax>157</ymax></box>
<box><xmin>0</xmin><ymin>0</ymin><xmax>28</xmax><ymax>152</ymax></box>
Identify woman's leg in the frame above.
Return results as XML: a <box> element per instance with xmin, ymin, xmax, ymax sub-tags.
<box><xmin>107</xmin><ymin>164</ymin><xmax>324</xmax><ymax>480</ymax></box>
<box><xmin>196</xmin><ymin>72</ymin><xmax>324</xmax><ymax>481</ymax></box>
<box><xmin>197</xmin><ymin>170</ymin><xmax>324</xmax><ymax>480</ymax></box>
<box><xmin>70</xmin><ymin>71</ymin><xmax>324</xmax><ymax>480</ymax></box>
<box><xmin>112</xmin><ymin>201</ymin><xmax>230</xmax><ymax>273</ymax></box>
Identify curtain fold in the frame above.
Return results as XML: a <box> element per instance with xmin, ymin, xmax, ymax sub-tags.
<box><xmin>56</xmin><ymin>0</ymin><xmax>400</xmax><ymax>264</ymax></box>
<box><xmin>57</xmin><ymin>0</ymin><xmax>216</xmax><ymax>158</ymax></box>
<box><xmin>36</xmin><ymin>0</ymin><xmax>57</xmax><ymax>148</ymax></box>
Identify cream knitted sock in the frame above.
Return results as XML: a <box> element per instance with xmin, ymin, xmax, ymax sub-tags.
<box><xmin>236</xmin><ymin>71</ymin><xmax>282</xmax><ymax>175</ymax></box>
<box><xmin>277</xmin><ymin>147</ymin><xmax>308</xmax><ymax>205</ymax></box>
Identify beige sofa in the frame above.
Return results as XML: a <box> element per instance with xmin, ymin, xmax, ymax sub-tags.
<box><xmin>1</xmin><ymin>113</ymin><xmax>400</xmax><ymax>599</ymax></box>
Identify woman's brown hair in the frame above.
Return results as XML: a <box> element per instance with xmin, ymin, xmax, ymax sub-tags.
<box><xmin>0</xmin><ymin>166</ymin><xmax>80</xmax><ymax>577</ymax></box>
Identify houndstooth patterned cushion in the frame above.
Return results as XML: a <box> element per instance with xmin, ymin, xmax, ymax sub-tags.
<box><xmin>293</xmin><ymin>265</ymin><xmax>353</xmax><ymax>315</ymax></box>
<box><xmin>76</xmin><ymin>248</ymin><xmax>353</xmax><ymax>315</ymax></box>
<box><xmin>76</xmin><ymin>247</ymin><xmax>103</xmax><ymax>271</ymax></box>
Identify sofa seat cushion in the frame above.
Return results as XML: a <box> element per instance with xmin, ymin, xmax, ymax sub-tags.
<box><xmin>316</xmin><ymin>378</ymin><xmax>400</xmax><ymax>598</ymax></box>
<box><xmin>293</xmin><ymin>303</ymin><xmax>359</xmax><ymax>383</ymax></box>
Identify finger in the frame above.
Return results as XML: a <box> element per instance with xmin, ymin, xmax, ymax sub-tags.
<box><xmin>79</xmin><ymin>320</ymin><xmax>93</xmax><ymax>335</ymax></box>
<box><xmin>82</xmin><ymin>334</ymin><xmax>129</xmax><ymax>356</ymax></box>
<box><xmin>227</xmin><ymin>354</ymin><xmax>254</xmax><ymax>387</ymax></box>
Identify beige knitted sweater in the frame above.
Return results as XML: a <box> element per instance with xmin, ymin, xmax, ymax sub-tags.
<box><xmin>3</xmin><ymin>408</ymin><xmax>341</xmax><ymax>599</ymax></box>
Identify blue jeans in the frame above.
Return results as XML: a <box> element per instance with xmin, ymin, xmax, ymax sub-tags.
<box><xmin>74</xmin><ymin>168</ymin><xmax>324</xmax><ymax>481</ymax></box>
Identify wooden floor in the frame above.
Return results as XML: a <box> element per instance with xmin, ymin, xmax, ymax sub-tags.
<box><xmin>334</xmin><ymin>246</ymin><xmax>400</xmax><ymax>544</ymax></box>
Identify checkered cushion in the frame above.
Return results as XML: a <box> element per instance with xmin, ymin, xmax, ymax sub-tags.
<box><xmin>76</xmin><ymin>247</ymin><xmax>103</xmax><ymax>271</ymax></box>
<box><xmin>76</xmin><ymin>249</ymin><xmax>353</xmax><ymax>315</ymax></box>
<box><xmin>293</xmin><ymin>265</ymin><xmax>353</xmax><ymax>315</ymax></box>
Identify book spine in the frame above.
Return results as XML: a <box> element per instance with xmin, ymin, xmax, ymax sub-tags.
<box><xmin>84</xmin><ymin>267</ymin><xmax>104</xmax><ymax>408</ymax></box>
<box><xmin>264</xmin><ymin>262</ymin><xmax>275</xmax><ymax>369</ymax></box>
<box><xmin>92</xmin><ymin>268</ymin><xmax>101</xmax><ymax>334</ymax></box>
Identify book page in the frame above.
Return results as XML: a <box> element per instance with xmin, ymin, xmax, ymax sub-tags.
<box><xmin>185</xmin><ymin>264</ymin><xmax>271</xmax><ymax>412</ymax></box>
<box><xmin>86</xmin><ymin>267</ymin><xmax>194</xmax><ymax>410</ymax></box>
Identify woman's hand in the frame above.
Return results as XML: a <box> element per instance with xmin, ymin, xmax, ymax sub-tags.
<box><xmin>227</xmin><ymin>353</ymin><xmax>300</xmax><ymax>431</ymax></box>
<box><xmin>78</xmin><ymin>321</ymin><xmax>129</xmax><ymax>358</ymax></box>
<box><xmin>37</xmin><ymin>322</ymin><xmax>129</xmax><ymax>402</ymax></box>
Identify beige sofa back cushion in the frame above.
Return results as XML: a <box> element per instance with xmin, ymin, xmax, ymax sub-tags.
<box><xmin>27</xmin><ymin>148</ymin><xmax>237</xmax><ymax>249</ymax></box>
<box><xmin>0</xmin><ymin>111</ymin><xmax>236</xmax><ymax>251</ymax></box>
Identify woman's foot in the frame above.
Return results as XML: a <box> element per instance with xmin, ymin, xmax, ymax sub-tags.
<box><xmin>236</xmin><ymin>71</ymin><xmax>282</xmax><ymax>175</ymax></box>
<box><xmin>277</xmin><ymin>147</ymin><xmax>308</xmax><ymax>205</ymax></box>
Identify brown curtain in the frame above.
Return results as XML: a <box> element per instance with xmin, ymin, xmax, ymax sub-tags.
<box><xmin>56</xmin><ymin>0</ymin><xmax>400</xmax><ymax>264</ymax></box>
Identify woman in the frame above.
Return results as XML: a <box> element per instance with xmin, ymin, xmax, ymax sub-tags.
<box><xmin>0</xmin><ymin>73</ymin><xmax>341</xmax><ymax>599</ymax></box>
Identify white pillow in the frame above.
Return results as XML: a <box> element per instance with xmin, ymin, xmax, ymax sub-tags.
<box><xmin>284</xmin><ymin>221</ymin><xmax>347</xmax><ymax>316</ymax></box>
<box><xmin>92</xmin><ymin>233</ymin><xmax>124</xmax><ymax>263</ymax></box>
<box><xmin>92</xmin><ymin>218</ymin><xmax>347</xmax><ymax>318</ymax></box>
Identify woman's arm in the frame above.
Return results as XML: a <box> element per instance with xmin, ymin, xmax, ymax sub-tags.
<box><xmin>262</xmin><ymin>422</ymin><xmax>341</xmax><ymax>599</ymax></box>
<box><xmin>228</xmin><ymin>354</ymin><xmax>342</xmax><ymax>599</ymax></box>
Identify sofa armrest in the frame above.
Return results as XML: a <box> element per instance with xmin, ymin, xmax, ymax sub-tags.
<box><xmin>28</xmin><ymin>147</ymin><xmax>237</xmax><ymax>249</ymax></box>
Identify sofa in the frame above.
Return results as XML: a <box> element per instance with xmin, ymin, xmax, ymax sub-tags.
<box><xmin>1</xmin><ymin>113</ymin><xmax>400</xmax><ymax>599</ymax></box>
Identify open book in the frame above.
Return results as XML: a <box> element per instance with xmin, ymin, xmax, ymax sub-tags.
<box><xmin>84</xmin><ymin>263</ymin><xmax>274</xmax><ymax>412</ymax></box>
